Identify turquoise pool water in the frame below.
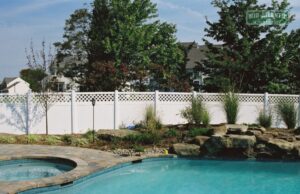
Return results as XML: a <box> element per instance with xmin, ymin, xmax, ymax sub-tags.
<box><xmin>26</xmin><ymin>158</ymin><xmax>300</xmax><ymax>194</ymax></box>
<box><xmin>0</xmin><ymin>158</ymin><xmax>75</xmax><ymax>181</ymax></box>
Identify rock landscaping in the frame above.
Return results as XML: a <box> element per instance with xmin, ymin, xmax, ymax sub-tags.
<box><xmin>1</xmin><ymin>124</ymin><xmax>300</xmax><ymax>160</ymax></box>
<box><xmin>170</xmin><ymin>124</ymin><xmax>300</xmax><ymax>160</ymax></box>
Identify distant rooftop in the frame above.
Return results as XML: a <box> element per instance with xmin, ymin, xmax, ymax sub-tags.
<box><xmin>180</xmin><ymin>42</ymin><xmax>207</xmax><ymax>70</ymax></box>
<box><xmin>3</xmin><ymin>77</ymin><xmax>18</xmax><ymax>85</ymax></box>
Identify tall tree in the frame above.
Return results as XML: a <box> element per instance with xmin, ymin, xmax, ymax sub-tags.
<box><xmin>201</xmin><ymin>0</ymin><xmax>294</xmax><ymax>93</ymax></box>
<box><xmin>285</xmin><ymin>29</ymin><xmax>300</xmax><ymax>93</ymax></box>
<box><xmin>54</xmin><ymin>8</ymin><xmax>91</xmax><ymax>79</ymax></box>
<box><xmin>56</xmin><ymin>0</ymin><xmax>186</xmax><ymax>91</ymax></box>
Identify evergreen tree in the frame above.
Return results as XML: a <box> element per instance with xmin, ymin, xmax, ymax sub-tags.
<box><xmin>54</xmin><ymin>8</ymin><xmax>91</xmax><ymax>79</ymax></box>
<box><xmin>201</xmin><ymin>0</ymin><xmax>294</xmax><ymax>93</ymax></box>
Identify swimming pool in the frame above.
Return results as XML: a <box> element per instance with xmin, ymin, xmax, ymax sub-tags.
<box><xmin>0</xmin><ymin>158</ymin><xmax>75</xmax><ymax>181</ymax></box>
<box><xmin>24</xmin><ymin>158</ymin><xmax>300</xmax><ymax>194</ymax></box>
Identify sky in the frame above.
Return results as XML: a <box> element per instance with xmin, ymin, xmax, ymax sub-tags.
<box><xmin>0</xmin><ymin>0</ymin><xmax>299</xmax><ymax>80</ymax></box>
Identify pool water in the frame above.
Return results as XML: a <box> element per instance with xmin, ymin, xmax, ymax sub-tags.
<box><xmin>0</xmin><ymin>159</ymin><xmax>74</xmax><ymax>181</ymax></box>
<box><xmin>32</xmin><ymin>158</ymin><xmax>300</xmax><ymax>194</ymax></box>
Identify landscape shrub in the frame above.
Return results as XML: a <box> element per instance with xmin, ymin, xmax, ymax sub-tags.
<box><xmin>133</xmin><ymin>145</ymin><xmax>145</xmax><ymax>152</ymax></box>
<box><xmin>15</xmin><ymin>135</ymin><xmax>28</xmax><ymax>144</ymax></box>
<box><xmin>142</xmin><ymin>106</ymin><xmax>162</xmax><ymax>131</ymax></box>
<box><xmin>83</xmin><ymin>130</ymin><xmax>96</xmax><ymax>143</ymax></box>
<box><xmin>181</xmin><ymin>98</ymin><xmax>210</xmax><ymax>125</ymax></box>
<box><xmin>164</xmin><ymin>128</ymin><xmax>179</xmax><ymax>138</ymax></box>
<box><xmin>188</xmin><ymin>127</ymin><xmax>211</xmax><ymax>137</ymax></box>
<box><xmin>123</xmin><ymin>132</ymin><xmax>161</xmax><ymax>145</ymax></box>
<box><xmin>0</xmin><ymin>135</ymin><xmax>16</xmax><ymax>144</ymax></box>
<box><xmin>70</xmin><ymin>137</ymin><xmax>89</xmax><ymax>147</ymax></box>
<box><xmin>202</xmin><ymin>110</ymin><xmax>211</xmax><ymax>127</ymax></box>
<box><xmin>44</xmin><ymin>136</ymin><xmax>62</xmax><ymax>145</ymax></box>
<box><xmin>258</xmin><ymin>111</ymin><xmax>272</xmax><ymax>128</ymax></box>
<box><xmin>61</xmin><ymin>134</ymin><xmax>72</xmax><ymax>145</ymax></box>
<box><xmin>222</xmin><ymin>92</ymin><xmax>239</xmax><ymax>124</ymax></box>
<box><xmin>27</xmin><ymin>134</ymin><xmax>42</xmax><ymax>144</ymax></box>
<box><xmin>277</xmin><ymin>101</ymin><xmax>297</xmax><ymax>129</ymax></box>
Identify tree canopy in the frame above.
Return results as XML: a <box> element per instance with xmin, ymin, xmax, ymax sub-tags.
<box><xmin>55</xmin><ymin>0</ymin><xmax>189</xmax><ymax>92</ymax></box>
<box><xmin>200</xmin><ymin>0</ymin><xmax>296</xmax><ymax>93</ymax></box>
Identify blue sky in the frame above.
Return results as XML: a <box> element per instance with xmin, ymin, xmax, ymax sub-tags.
<box><xmin>0</xmin><ymin>0</ymin><xmax>299</xmax><ymax>80</ymax></box>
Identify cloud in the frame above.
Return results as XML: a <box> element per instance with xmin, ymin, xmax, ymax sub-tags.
<box><xmin>0</xmin><ymin>0</ymin><xmax>73</xmax><ymax>18</ymax></box>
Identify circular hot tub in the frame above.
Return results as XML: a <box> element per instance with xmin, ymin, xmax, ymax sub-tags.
<box><xmin>0</xmin><ymin>158</ymin><xmax>76</xmax><ymax>181</ymax></box>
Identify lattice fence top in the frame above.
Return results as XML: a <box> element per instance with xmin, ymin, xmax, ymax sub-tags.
<box><xmin>0</xmin><ymin>92</ymin><xmax>299</xmax><ymax>104</ymax></box>
<box><xmin>119</xmin><ymin>92</ymin><xmax>154</xmax><ymax>102</ymax></box>
<box><xmin>197</xmin><ymin>93</ymin><xmax>223</xmax><ymax>102</ymax></box>
<box><xmin>0</xmin><ymin>95</ymin><xmax>26</xmax><ymax>104</ymax></box>
<box><xmin>76</xmin><ymin>93</ymin><xmax>114</xmax><ymax>102</ymax></box>
<box><xmin>195</xmin><ymin>93</ymin><xmax>264</xmax><ymax>103</ymax></box>
<box><xmin>268</xmin><ymin>95</ymin><xmax>299</xmax><ymax>104</ymax></box>
<box><xmin>159</xmin><ymin>93</ymin><xmax>192</xmax><ymax>102</ymax></box>
<box><xmin>237</xmin><ymin>94</ymin><xmax>264</xmax><ymax>103</ymax></box>
<box><xmin>32</xmin><ymin>93</ymin><xmax>71</xmax><ymax>103</ymax></box>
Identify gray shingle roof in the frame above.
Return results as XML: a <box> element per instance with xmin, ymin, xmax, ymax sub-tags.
<box><xmin>3</xmin><ymin>77</ymin><xmax>18</xmax><ymax>85</ymax></box>
<box><xmin>180</xmin><ymin>42</ymin><xmax>208</xmax><ymax>70</ymax></box>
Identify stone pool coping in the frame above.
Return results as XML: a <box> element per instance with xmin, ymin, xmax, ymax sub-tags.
<box><xmin>0</xmin><ymin>145</ymin><xmax>171</xmax><ymax>194</ymax></box>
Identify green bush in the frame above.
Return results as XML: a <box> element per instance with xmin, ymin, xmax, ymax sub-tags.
<box><xmin>83</xmin><ymin>130</ymin><xmax>96</xmax><ymax>143</ymax></box>
<box><xmin>133</xmin><ymin>145</ymin><xmax>145</xmax><ymax>152</ymax></box>
<box><xmin>71</xmin><ymin>137</ymin><xmax>89</xmax><ymax>146</ymax></box>
<box><xmin>223</xmin><ymin>92</ymin><xmax>239</xmax><ymax>124</ymax></box>
<box><xmin>181</xmin><ymin>98</ymin><xmax>210</xmax><ymax>125</ymax></box>
<box><xmin>27</xmin><ymin>135</ymin><xmax>42</xmax><ymax>144</ymax></box>
<box><xmin>142</xmin><ymin>106</ymin><xmax>162</xmax><ymax>130</ymax></box>
<box><xmin>44</xmin><ymin>136</ymin><xmax>62</xmax><ymax>145</ymax></box>
<box><xmin>164</xmin><ymin>128</ymin><xmax>178</xmax><ymax>138</ymax></box>
<box><xmin>123</xmin><ymin>134</ymin><xmax>139</xmax><ymax>143</ymax></box>
<box><xmin>188</xmin><ymin>127</ymin><xmax>211</xmax><ymax>137</ymax></box>
<box><xmin>61</xmin><ymin>135</ymin><xmax>72</xmax><ymax>145</ymax></box>
<box><xmin>123</xmin><ymin>132</ymin><xmax>161</xmax><ymax>145</ymax></box>
<box><xmin>277</xmin><ymin>101</ymin><xmax>297</xmax><ymax>129</ymax></box>
<box><xmin>0</xmin><ymin>135</ymin><xmax>16</xmax><ymax>144</ymax></box>
<box><xmin>258</xmin><ymin>111</ymin><xmax>272</xmax><ymax>128</ymax></box>
<box><xmin>202</xmin><ymin>110</ymin><xmax>211</xmax><ymax>127</ymax></box>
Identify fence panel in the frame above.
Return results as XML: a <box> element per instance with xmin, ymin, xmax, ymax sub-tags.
<box><xmin>0</xmin><ymin>91</ymin><xmax>298</xmax><ymax>134</ymax></box>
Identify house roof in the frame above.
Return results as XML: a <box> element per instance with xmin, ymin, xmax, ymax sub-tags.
<box><xmin>3</xmin><ymin>77</ymin><xmax>18</xmax><ymax>85</ymax></box>
<box><xmin>180</xmin><ymin>42</ymin><xmax>208</xmax><ymax>70</ymax></box>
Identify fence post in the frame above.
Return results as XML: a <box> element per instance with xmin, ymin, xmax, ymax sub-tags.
<box><xmin>71</xmin><ymin>90</ymin><xmax>77</xmax><ymax>134</ymax></box>
<box><xmin>193</xmin><ymin>91</ymin><xmax>197</xmax><ymax>99</ymax></box>
<box><xmin>114</xmin><ymin>90</ymin><xmax>119</xmax><ymax>130</ymax></box>
<box><xmin>264</xmin><ymin>92</ymin><xmax>269</xmax><ymax>114</ymax></box>
<box><xmin>26</xmin><ymin>90</ymin><xmax>31</xmax><ymax>135</ymax></box>
<box><xmin>154</xmin><ymin>90</ymin><xmax>159</xmax><ymax>116</ymax></box>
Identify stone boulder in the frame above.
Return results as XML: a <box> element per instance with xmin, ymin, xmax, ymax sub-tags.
<box><xmin>254</xmin><ymin>138</ymin><xmax>300</xmax><ymax>159</ymax></box>
<box><xmin>203</xmin><ymin>135</ymin><xmax>256</xmax><ymax>158</ymax></box>
<box><xmin>211</xmin><ymin>124</ymin><xmax>249</xmax><ymax>136</ymax></box>
<box><xmin>246</xmin><ymin>130</ymin><xmax>262</xmax><ymax>136</ymax></box>
<box><xmin>97</xmin><ymin>130</ymin><xmax>139</xmax><ymax>141</ymax></box>
<box><xmin>193</xmin><ymin>136</ymin><xmax>210</xmax><ymax>146</ymax></box>
<box><xmin>226</xmin><ymin>124</ymin><xmax>248</xmax><ymax>135</ymax></box>
<box><xmin>267</xmin><ymin>139</ymin><xmax>295</xmax><ymax>152</ymax></box>
<box><xmin>171</xmin><ymin>143</ymin><xmax>200</xmax><ymax>156</ymax></box>
<box><xmin>211</xmin><ymin>124</ymin><xmax>227</xmax><ymax>136</ymax></box>
<box><xmin>248</xmin><ymin>126</ymin><xmax>266</xmax><ymax>133</ymax></box>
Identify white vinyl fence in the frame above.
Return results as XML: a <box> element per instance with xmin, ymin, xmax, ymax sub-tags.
<box><xmin>0</xmin><ymin>91</ymin><xmax>299</xmax><ymax>135</ymax></box>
